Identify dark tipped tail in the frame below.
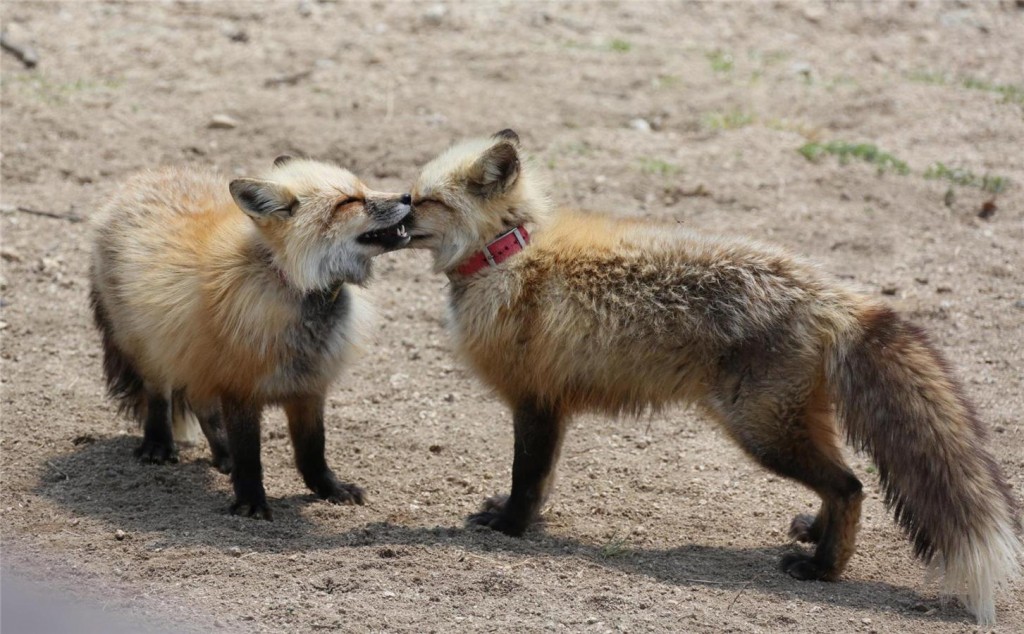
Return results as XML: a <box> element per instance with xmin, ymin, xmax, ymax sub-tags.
<box><xmin>828</xmin><ymin>304</ymin><xmax>1021</xmax><ymax>624</ymax></box>
<box><xmin>89</xmin><ymin>283</ymin><xmax>146</xmax><ymax>423</ymax></box>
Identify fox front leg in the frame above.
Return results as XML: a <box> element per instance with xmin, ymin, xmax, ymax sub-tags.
<box><xmin>222</xmin><ymin>396</ymin><xmax>272</xmax><ymax>520</ymax></box>
<box><xmin>284</xmin><ymin>394</ymin><xmax>364</xmax><ymax>505</ymax></box>
<box><xmin>467</xmin><ymin>399</ymin><xmax>564</xmax><ymax>536</ymax></box>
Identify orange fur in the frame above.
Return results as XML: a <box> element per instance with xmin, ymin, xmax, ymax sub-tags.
<box><xmin>90</xmin><ymin>158</ymin><xmax>411</xmax><ymax>516</ymax></box>
<box><xmin>404</xmin><ymin>131</ymin><xmax>1022</xmax><ymax>623</ymax></box>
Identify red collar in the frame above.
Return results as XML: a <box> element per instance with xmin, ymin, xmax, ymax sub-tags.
<box><xmin>455</xmin><ymin>225</ymin><xmax>530</xmax><ymax>277</ymax></box>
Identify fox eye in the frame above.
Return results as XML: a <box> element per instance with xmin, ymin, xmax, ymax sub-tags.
<box><xmin>334</xmin><ymin>197</ymin><xmax>362</xmax><ymax>210</ymax></box>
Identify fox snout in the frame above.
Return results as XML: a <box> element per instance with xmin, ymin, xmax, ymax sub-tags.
<box><xmin>366</xmin><ymin>194</ymin><xmax>412</xmax><ymax>225</ymax></box>
<box><xmin>357</xmin><ymin>194</ymin><xmax>413</xmax><ymax>249</ymax></box>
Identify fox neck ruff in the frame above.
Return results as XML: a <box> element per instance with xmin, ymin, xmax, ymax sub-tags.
<box><xmin>267</xmin><ymin>255</ymin><xmax>345</xmax><ymax>304</ymax></box>
<box><xmin>454</xmin><ymin>225</ymin><xmax>530</xmax><ymax>277</ymax></box>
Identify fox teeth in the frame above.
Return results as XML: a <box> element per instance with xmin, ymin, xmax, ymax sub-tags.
<box><xmin>398</xmin><ymin>224</ymin><xmax>407</xmax><ymax>237</ymax></box>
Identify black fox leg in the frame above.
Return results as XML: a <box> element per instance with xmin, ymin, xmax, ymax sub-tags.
<box><xmin>196</xmin><ymin>403</ymin><xmax>232</xmax><ymax>474</ymax></box>
<box><xmin>135</xmin><ymin>390</ymin><xmax>177</xmax><ymax>464</ymax></box>
<box><xmin>284</xmin><ymin>395</ymin><xmax>363</xmax><ymax>505</ymax></box>
<box><xmin>467</xmin><ymin>399</ymin><xmax>564</xmax><ymax>536</ymax></box>
<box><xmin>716</xmin><ymin>384</ymin><xmax>863</xmax><ymax>580</ymax></box>
<box><xmin>222</xmin><ymin>396</ymin><xmax>271</xmax><ymax>520</ymax></box>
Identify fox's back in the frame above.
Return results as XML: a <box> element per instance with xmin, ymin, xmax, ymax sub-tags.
<box><xmin>451</xmin><ymin>211</ymin><xmax>861</xmax><ymax>411</ymax></box>
<box><xmin>90</xmin><ymin>166</ymin><xmax>253</xmax><ymax>390</ymax></box>
<box><xmin>92</xmin><ymin>166</ymin><xmax>236</xmax><ymax>261</ymax></box>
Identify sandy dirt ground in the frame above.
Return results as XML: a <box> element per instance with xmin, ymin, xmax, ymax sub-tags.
<box><xmin>2</xmin><ymin>1</ymin><xmax>1023</xmax><ymax>632</ymax></box>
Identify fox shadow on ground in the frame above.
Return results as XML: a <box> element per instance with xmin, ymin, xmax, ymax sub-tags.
<box><xmin>38</xmin><ymin>436</ymin><xmax>966</xmax><ymax>624</ymax></box>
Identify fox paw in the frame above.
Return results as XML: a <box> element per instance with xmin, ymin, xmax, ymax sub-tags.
<box><xmin>466</xmin><ymin>510</ymin><xmax>528</xmax><ymax>536</ymax></box>
<box><xmin>467</xmin><ymin>494</ymin><xmax>531</xmax><ymax>535</ymax></box>
<box><xmin>321</xmin><ymin>481</ymin><xmax>366</xmax><ymax>505</ymax></box>
<box><xmin>480</xmin><ymin>494</ymin><xmax>509</xmax><ymax>513</ymax></box>
<box><xmin>780</xmin><ymin>552</ymin><xmax>832</xmax><ymax>581</ymax></box>
<box><xmin>306</xmin><ymin>470</ymin><xmax>365</xmax><ymax>505</ymax></box>
<box><xmin>134</xmin><ymin>439</ymin><xmax>178</xmax><ymax>464</ymax></box>
<box><xmin>788</xmin><ymin>514</ymin><xmax>821</xmax><ymax>543</ymax></box>
<box><xmin>230</xmin><ymin>497</ymin><xmax>273</xmax><ymax>521</ymax></box>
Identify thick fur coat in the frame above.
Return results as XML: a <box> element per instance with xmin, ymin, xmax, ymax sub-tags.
<box><xmin>90</xmin><ymin>158</ymin><xmax>411</xmax><ymax>518</ymax></box>
<box><xmin>404</xmin><ymin>130</ymin><xmax>1021</xmax><ymax>624</ymax></box>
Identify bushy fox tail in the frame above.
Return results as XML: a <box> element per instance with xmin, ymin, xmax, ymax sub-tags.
<box><xmin>828</xmin><ymin>304</ymin><xmax>1021</xmax><ymax>624</ymax></box>
<box><xmin>170</xmin><ymin>390</ymin><xmax>200</xmax><ymax>445</ymax></box>
<box><xmin>90</xmin><ymin>283</ymin><xmax>199</xmax><ymax>444</ymax></box>
<box><xmin>89</xmin><ymin>283</ymin><xmax>146</xmax><ymax>423</ymax></box>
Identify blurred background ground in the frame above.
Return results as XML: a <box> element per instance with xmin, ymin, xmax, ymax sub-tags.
<box><xmin>2</xmin><ymin>1</ymin><xmax>1022</xmax><ymax>632</ymax></box>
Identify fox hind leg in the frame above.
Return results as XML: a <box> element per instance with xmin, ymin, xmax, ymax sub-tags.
<box><xmin>134</xmin><ymin>389</ymin><xmax>178</xmax><ymax>464</ymax></box>
<box><xmin>467</xmin><ymin>399</ymin><xmax>565</xmax><ymax>536</ymax></box>
<box><xmin>715</xmin><ymin>381</ymin><xmax>863</xmax><ymax>581</ymax></box>
<box><xmin>194</xmin><ymin>402</ymin><xmax>232</xmax><ymax>474</ymax></box>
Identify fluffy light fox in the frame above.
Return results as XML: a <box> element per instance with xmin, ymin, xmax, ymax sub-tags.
<box><xmin>402</xmin><ymin>130</ymin><xmax>1021</xmax><ymax>623</ymax></box>
<box><xmin>90</xmin><ymin>157</ymin><xmax>411</xmax><ymax>519</ymax></box>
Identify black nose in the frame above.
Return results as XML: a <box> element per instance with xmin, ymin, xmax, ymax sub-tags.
<box><xmin>400</xmin><ymin>193</ymin><xmax>412</xmax><ymax>205</ymax></box>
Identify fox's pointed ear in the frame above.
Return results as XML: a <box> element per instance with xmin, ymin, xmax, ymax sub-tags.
<box><xmin>492</xmin><ymin>129</ymin><xmax>520</xmax><ymax>145</ymax></box>
<box><xmin>468</xmin><ymin>141</ymin><xmax>520</xmax><ymax>199</ymax></box>
<box><xmin>229</xmin><ymin>178</ymin><xmax>297</xmax><ymax>221</ymax></box>
<box><xmin>273</xmin><ymin>155</ymin><xmax>294</xmax><ymax>167</ymax></box>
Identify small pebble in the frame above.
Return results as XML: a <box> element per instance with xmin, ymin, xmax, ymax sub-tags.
<box><xmin>225</xmin><ymin>27</ymin><xmax>249</xmax><ymax>43</ymax></box>
<box><xmin>229</xmin><ymin>546</ymin><xmax>242</xmax><ymax>557</ymax></box>
<box><xmin>422</xmin><ymin>4</ymin><xmax>447</xmax><ymax>25</ymax></box>
<box><xmin>114</xmin><ymin>529</ymin><xmax>126</xmax><ymax>541</ymax></box>
<box><xmin>208</xmin><ymin>114</ymin><xmax>239</xmax><ymax>130</ymax></box>
<box><xmin>628</xmin><ymin>118</ymin><xmax>652</xmax><ymax>132</ymax></box>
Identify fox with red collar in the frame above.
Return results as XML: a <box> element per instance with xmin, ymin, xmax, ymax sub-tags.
<box><xmin>403</xmin><ymin>130</ymin><xmax>1022</xmax><ymax>623</ymax></box>
<box><xmin>90</xmin><ymin>156</ymin><xmax>412</xmax><ymax>519</ymax></box>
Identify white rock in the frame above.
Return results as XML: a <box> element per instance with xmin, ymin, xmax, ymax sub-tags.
<box><xmin>208</xmin><ymin>114</ymin><xmax>239</xmax><ymax>130</ymax></box>
<box><xmin>422</xmin><ymin>4</ymin><xmax>447</xmax><ymax>25</ymax></box>
<box><xmin>629</xmin><ymin>118</ymin><xmax>652</xmax><ymax>132</ymax></box>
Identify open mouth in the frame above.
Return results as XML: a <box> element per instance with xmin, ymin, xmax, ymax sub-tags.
<box><xmin>357</xmin><ymin>217</ymin><xmax>411</xmax><ymax>249</ymax></box>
